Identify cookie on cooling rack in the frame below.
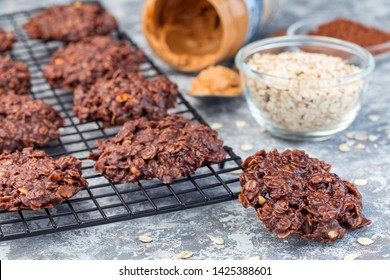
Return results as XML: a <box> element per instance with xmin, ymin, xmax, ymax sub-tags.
<box><xmin>0</xmin><ymin>148</ymin><xmax>88</xmax><ymax>211</ymax></box>
<box><xmin>43</xmin><ymin>36</ymin><xmax>145</xmax><ymax>90</ymax></box>
<box><xmin>22</xmin><ymin>2</ymin><xmax>117</xmax><ymax>42</ymax></box>
<box><xmin>88</xmin><ymin>114</ymin><xmax>227</xmax><ymax>184</ymax></box>
<box><xmin>73</xmin><ymin>72</ymin><xmax>178</xmax><ymax>127</ymax></box>
<box><xmin>0</xmin><ymin>28</ymin><xmax>17</xmax><ymax>53</ymax></box>
<box><xmin>0</xmin><ymin>56</ymin><xmax>30</xmax><ymax>96</ymax></box>
<box><xmin>0</xmin><ymin>94</ymin><xmax>64</xmax><ymax>153</ymax></box>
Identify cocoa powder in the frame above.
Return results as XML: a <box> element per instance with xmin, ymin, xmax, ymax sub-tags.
<box><xmin>309</xmin><ymin>18</ymin><xmax>390</xmax><ymax>50</ymax></box>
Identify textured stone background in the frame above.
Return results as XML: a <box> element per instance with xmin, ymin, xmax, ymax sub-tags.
<box><xmin>0</xmin><ymin>0</ymin><xmax>389</xmax><ymax>260</ymax></box>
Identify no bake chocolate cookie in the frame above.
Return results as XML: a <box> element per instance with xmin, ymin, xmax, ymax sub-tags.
<box><xmin>73</xmin><ymin>73</ymin><xmax>178</xmax><ymax>127</ymax></box>
<box><xmin>239</xmin><ymin>149</ymin><xmax>371</xmax><ymax>242</ymax></box>
<box><xmin>22</xmin><ymin>2</ymin><xmax>117</xmax><ymax>42</ymax></box>
<box><xmin>0</xmin><ymin>56</ymin><xmax>30</xmax><ymax>96</ymax></box>
<box><xmin>0</xmin><ymin>94</ymin><xmax>64</xmax><ymax>152</ymax></box>
<box><xmin>43</xmin><ymin>36</ymin><xmax>145</xmax><ymax>90</ymax></box>
<box><xmin>0</xmin><ymin>148</ymin><xmax>88</xmax><ymax>211</ymax></box>
<box><xmin>89</xmin><ymin>114</ymin><xmax>227</xmax><ymax>184</ymax></box>
<box><xmin>0</xmin><ymin>28</ymin><xmax>17</xmax><ymax>53</ymax></box>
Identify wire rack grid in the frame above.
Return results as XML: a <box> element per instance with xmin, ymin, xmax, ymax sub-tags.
<box><xmin>0</xmin><ymin>3</ymin><xmax>243</xmax><ymax>241</ymax></box>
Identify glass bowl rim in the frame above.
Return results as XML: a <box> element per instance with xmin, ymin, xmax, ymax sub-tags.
<box><xmin>235</xmin><ymin>35</ymin><xmax>375</xmax><ymax>83</ymax></box>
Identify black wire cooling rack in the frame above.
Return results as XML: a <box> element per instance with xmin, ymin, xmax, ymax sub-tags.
<box><xmin>0</xmin><ymin>3</ymin><xmax>243</xmax><ymax>241</ymax></box>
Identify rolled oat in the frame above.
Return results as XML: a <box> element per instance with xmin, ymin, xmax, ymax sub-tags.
<box><xmin>246</xmin><ymin>52</ymin><xmax>362</xmax><ymax>131</ymax></box>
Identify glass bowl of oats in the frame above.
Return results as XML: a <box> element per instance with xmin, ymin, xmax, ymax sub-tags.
<box><xmin>235</xmin><ymin>35</ymin><xmax>375</xmax><ymax>141</ymax></box>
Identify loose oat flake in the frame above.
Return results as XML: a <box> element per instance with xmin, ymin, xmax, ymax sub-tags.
<box><xmin>339</xmin><ymin>143</ymin><xmax>350</xmax><ymax>152</ymax></box>
<box><xmin>138</xmin><ymin>234</ymin><xmax>153</xmax><ymax>243</ymax></box>
<box><xmin>210</xmin><ymin>236</ymin><xmax>225</xmax><ymax>245</ymax></box>
<box><xmin>357</xmin><ymin>237</ymin><xmax>374</xmax><ymax>245</ymax></box>
<box><xmin>178</xmin><ymin>251</ymin><xmax>193</xmax><ymax>259</ymax></box>
<box><xmin>210</xmin><ymin>123</ymin><xmax>223</xmax><ymax>130</ymax></box>
<box><xmin>241</xmin><ymin>144</ymin><xmax>254</xmax><ymax>151</ymax></box>
<box><xmin>344</xmin><ymin>253</ymin><xmax>359</xmax><ymax>260</ymax></box>
<box><xmin>368</xmin><ymin>114</ymin><xmax>380</xmax><ymax>122</ymax></box>
<box><xmin>230</xmin><ymin>169</ymin><xmax>243</xmax><ymax>174</ymax></box>
<box><xmin>346</xmin><ymin>132</ymin><xmax>355</xmax><ymax>139</ymax></box>
<box><xmin>354</xmin><ymin>179</ymin><xmax>368</xmax><ymax>186</ymax></box>
<box><xmin>248</xmin><ymin>256</ymin><xmax>260</xmax><ymax>260</ymax></box>
<box><xmin>355</xmin><ymin>134</ymin><xmax>369</xmax><ymax>141</ymax></box>
<box><xmin>354</xmin><ymin>143</ymin><xmax>365</xmax><ymax>150</ymax></box>
<box><xmin>368</xmin><ymin>135</ymin><xmax>378</xmax><ymax>142</ymax></box>
<box><xmin>235</xmin><ymin>120</ymin><xmax>247</xmax><ymax>129</ymax></box>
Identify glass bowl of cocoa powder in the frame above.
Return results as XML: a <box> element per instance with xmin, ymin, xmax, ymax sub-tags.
<box><xmin>287</xmin><ymin>16</ymin><xmax>390</xmax><ymax>60</ymax></box>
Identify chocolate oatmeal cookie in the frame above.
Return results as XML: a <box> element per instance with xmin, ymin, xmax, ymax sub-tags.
<box><xmin>89</xmin><ymin>114</ymin><xmax>226</xmax><ymax>184</ymax></box>
<box><xmin>0</xmin><ymin>56</ymin><xmax>31</xmax><ymax>96</ymax></box>
<box><xmin>0</xmin><ymin>28</ymin><xmax>17</xmax><ymax>53</ymax></box>
<box><xmin>0</xmin><ymin>94</ymin><xmax>64</xmax><ymax>152</ymax></box>
<box><xmin>0</xmin><ymin>148</ymin><xmax>88</xmax><ymax>211</ymax></box>
<box><xmin>43</xmin><ymin>36</ymin><xmax>145</xmax><ymax>90</ymax></box>
<box><xmin>239</xmin><ymin>149</ymin><xmax>371</xmax><ymax>242</ymax></box>
<box><xmin>73</xmin><ymin>73</ymin><xmax>178</xmax><ymax>127</ymax></box>
<box><xmin>22</xmin><ymin>2</ymin><xmax>117</xmax><ymax>42</ymax></box>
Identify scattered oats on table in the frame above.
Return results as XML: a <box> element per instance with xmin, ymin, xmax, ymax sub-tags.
<box><xmin>248</xmin><ymin>256</ymin><xmax>261</xmax><ymax>260</ymax></box>
<box><xmin>344</xmin><ymin>253</ymin><xmax>359</xmax><ymax>260</ymax></box>
<box><xmin>235</xmin><ymin>120</ymin><xmax>247</xmax><ymax>128</ymax></box>
<box><xmin>178</xmin><ymin>251</ymin><xmax>193</xmax><ymax>259</ymax></box>
<box><xmin>357</xmin><ymin>237</ymin><xmax>374</xmax><ymax>246</ymax></box>
<box><xmin>368</xmin><ymin>114</ymin><xmax>380</xmax><ymax>122</ymax></box>
<box><xmin>354</xmin><ymin>179</ymin><xmax>368</xmax><ymax>186</ymax></box>
<box><xmin>355</xmin><ymin>134</ymin><xmax>369</xmax><ymax>141</ymax></box>
<box><xmin>346</xmin><ymin>132</ymin><xmax>355</xmax><ymax>139</ymax></box>
<box><xmin>339</xmin><ymin>143</ymin><xmax>350</xmax><ymax>152</ymax></box>
<box><xmin>354</xmin><ymin>143</ymin><xmax>365</xmax><ymax>150</ymax></box>
<box><xmin>210</xmin><ymin>236</ymin><xmax>225</xmax><ymax>245</ymax></box>
<box><xmin>368</xmin><ymin>135</ymin><xmax>379</xmax><ymax>142</ymax></box>
<box><xmin>240</xmin><ymin>144</ymin><xmax>254</xmax><ymax>152</ymax></box>
<box><xmin>138</xmin><ymin>234</ymin><xmax>153</xmax><ymax>243</ymax></box>
<box><xmin>210</xmin><ymin>122</ymin><xmax>223</xmax><ymax>130</ymax></box>
<box><xmin>346</xmin><ymin>140</ymin><xmax>355</xmax><ymax>146</ymax></box>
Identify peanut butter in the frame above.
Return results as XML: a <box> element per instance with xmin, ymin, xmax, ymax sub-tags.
<box><xmin>188</xmin><ymin>65</ymin><xmax>242</xmax><ymax>97</ymax></box>
<box><xmin>142</xmin><ymin>0</ymin><xmax>250</xmax><ymax>72</ymax></box>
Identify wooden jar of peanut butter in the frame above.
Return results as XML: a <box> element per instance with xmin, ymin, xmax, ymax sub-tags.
<box><xmin>142</xmin><ymin>0</ymin><xmax>278</xmax><ymax>72</ymax></box>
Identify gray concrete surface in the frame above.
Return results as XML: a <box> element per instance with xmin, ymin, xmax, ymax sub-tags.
<box><xmin>0</xmin><ymin>0</ymin><xmax>389</xmax><ymax>260</ymax></box>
